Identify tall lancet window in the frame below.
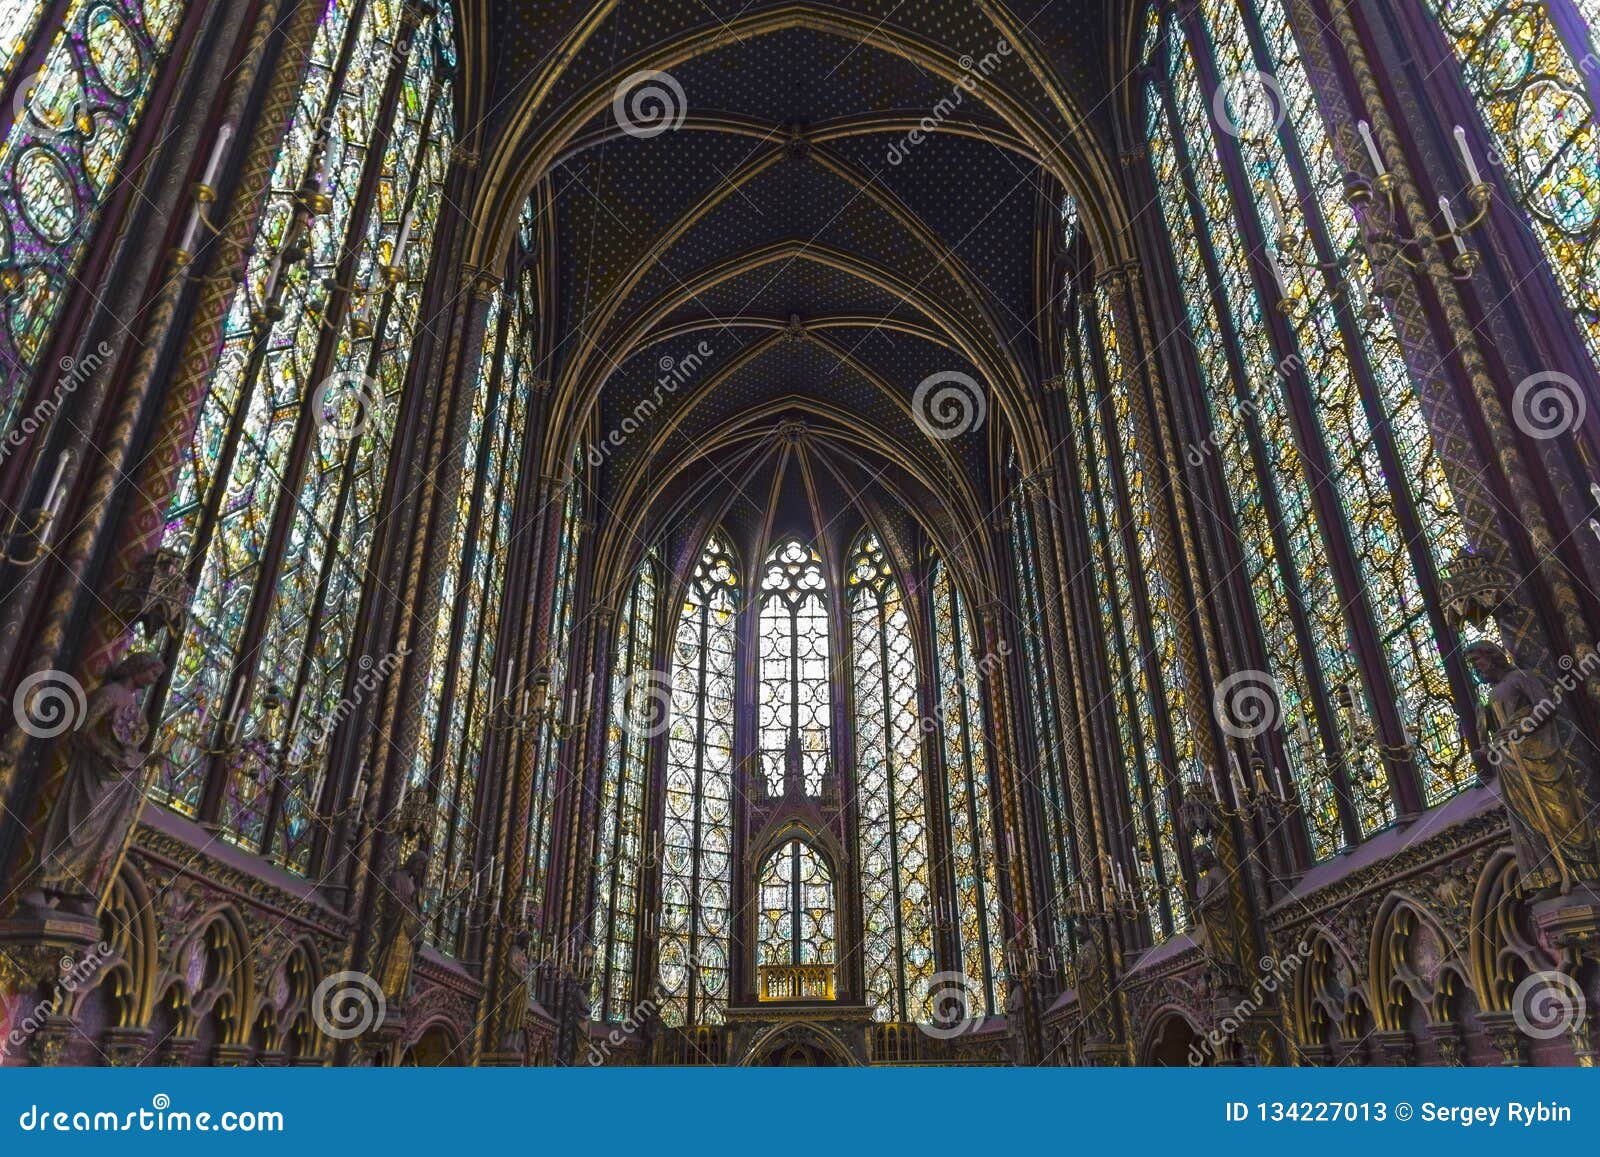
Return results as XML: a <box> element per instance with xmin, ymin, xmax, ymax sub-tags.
<box><xmin>758</xmin><ymin>539</ymin><xmax>832</xmax><ymax>796</ymax></box>
<box><xmin>1423</xmin><ymin>0</ymin><xmax>1600</xmax><ymax>368</ymax></box>
<box><xmin>150</xmin><ymin>0</ymin><xmax>457</xmax><ymax>871</ymax></box>
<box><xmin>590</xmin><ymin>554</ymin><xmax>660</xmax><ymax>1022</ymax></box>
<box><xmin>0</xmin><ymin>0</ymin><xmax>187</xmax><ymax>426</ymax></box>
<box><xmin>410</xmin><ymin>211</ymin><xmax>537</xmax><ymax>953</ymax></box>
<box><xmin>848</xmin><ymin>531</ymin><xmax>935</xmax><ymax>1022</ymax></box>
<box><xmin>524</xmin><ymin>452</ymin><xmax>584</xmax><ymax>941</ymax></box>
<box><xmin>1143</xmin><ymin>0</ymin><xmax>1477</xmax><ymax>861</ymax></box>
<box><xmin>1005</xmin><ymin>466</ymin><xmax>1077</xmax><ymax>946</ymax></box>
<box><xmin>930</xmin><ymin>558</ymin><xmax>1005</xmax><ymax>1017</ymax></box>
<box><xmin>659</xmin><ymin>533</ymin><xmax>738</xmax><ymax>1027</ymax></box>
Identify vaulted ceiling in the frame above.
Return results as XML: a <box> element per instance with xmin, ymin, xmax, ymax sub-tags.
<box><xmin>461</xmin><ymin>2</ymin><xmax>1142</xmax><ymax>589</ymax></box>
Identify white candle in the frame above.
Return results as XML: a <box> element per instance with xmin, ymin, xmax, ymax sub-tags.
<box><xmin>1267</xmin><ymin>250</ymin><xmax>1288</xmax><ymax>297</ymax></box>
<box><xmin>1453</xmin><ymin>124</ymin><xmax>1482</xmax><ymax>186</ymax></box>
<box><xmin>392</xmin><ymin>207</ymin><xmax>414</xmax><ymax>265</ymax></box>
<box><xmin>395</xmin><ymin>772</ymin><xmax>408</xmax><ymax>809</ymax></box>
<box><xmin>178</xmin><ymin>204</ymin><xmax>204</xmax><ymax>256</ymax></box>
<box><xmin>201</xmin><ymin>122</ymin><xmax>234</xmax><ymax>189</ymax></box>
<box><xmin>1357</xmin><ymin>120</ymin><xmax>1385</xmax><ymax>176</ymax></box>
<box><xmin>1208</xmin><ymin>762</ymin><xmax>1223</xmax><ymax>800</ymax></box>
<box><xmin>1229</xmin><ymin>751</ymin><xmax>1247</xmax><ymax>798</ymax></box>
<box><xmin>261</xmin><ymin>252</ymin><xmax>283</xmax><ymax>302</ymax></box>
<box><xmin>1438</xmin><ymin>194</ymin><xmax>1458</xmax><ymax>235</ymax></box>
<box><xmin>225</xmin><ymin>679</ymin><xmax>247</xmax><ymax>725</ymax></box>
<box><xmin>353</xmin><ymin>778</ymin><xmax>367</xmax><ymax>815</ymax></box>
<box><xmin>1267</xmin><ymin>178</ymin><xmax>1285</xmax><ymax>231</ymax></box>
<box><xmin>42</xmin><ymin>450</ymin><xmax>69</xmax><ymax>516</ymax></box>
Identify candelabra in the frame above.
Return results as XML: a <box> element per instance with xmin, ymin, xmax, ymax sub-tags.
<box><xmin>1204</xmin><ymin>750</ymin><xmax>1296</xmax><ymax>820</ymax></box>
<box><xmin>1</xmin><ymin>449</ymin><xmax>71</xmax><ymax>565</ymax></box>
<box><xmin>1270</xmin><ymin>119</ymin><xmax>1492</xmax><ymax>315</ymax></box>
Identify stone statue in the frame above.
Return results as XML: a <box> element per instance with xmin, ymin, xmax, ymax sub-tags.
<box><xmin>21</xmin><ymin>654</ymin><xmax>164</xmax><ymax>918</ymax></box>
<box><xmin>499</xmin><ymin>928</ymin><xmax>531</xmax><ymax>1054</ymax></box>
<box><xmin>374</xmin><ymin>849</ymin><xmax>429</xmax><ymax>1004</ymax></box>
<box><xmin>1192</xmin><ymin>844</ymin><xmax>1245</xmax><ymax>988</ymax></box>
<box><xmin>1465</xmin><ymin>641</ymin><xmax>1600</xmax><ymax>894</ymax></box>
<box><xmin>1069</xmin><ymin>915</ymin><xmax>1112</xmax><ymax>1045</ymax></box>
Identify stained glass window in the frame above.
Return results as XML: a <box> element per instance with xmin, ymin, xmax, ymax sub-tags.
<box><xmin>1142</xmin><ymin>0</ymin><xmax>1478</xmax><ymax>859</ymax></box>
<box><xmin>148</xmin><ymin>0</ymin><xmax>457</xmax><ymax>873</ymax></box>
<box><xmin>0</xmin><ymin>0</ymin><xmax>188</xmax><ymax>436</ymax></box>
<box><xmin>848</xmin><ymin>531</ymin><xmax>935</xmax><ymax>1022</ymax></box>
<box><xmin>658</xmin><ymin>532</ymin><xmax>737</xmax><ymax>1027</ymax></box>
<box><xmin>1063</xmin><ymin>289</ymin><xmax>1187</xmax><ymax>935</ymax></box>
<box><xmin>1004</xmin><ymin>467</ymin><xmax>1077</xmax><ymax>948</ymax></box>
<box><xmin>1424</xmin><ymin>0</ymin><xmax>1600</xmax><ymax>367</ymax></box>
<box><xmin>929</xmin><ymin>557</ymin><xmax>1006</xmax><ymax>1016</ymax></box>
<box><xmin>757</xmin><ymin>840</ymin><xmax>836</xmax><ymax>968</ymax></box>
<box><xmin>590</xmin><ymin>555</ymin><xmax>659</xmax><ymax>1022</ymax></box>
<box><xmin>410</xmin><ymin>229</ymin><xmax>536</xmax><ymax>953</ymax></box>
<box><xmin>758</xmin><ymin>539</ymin><xmax>832</xmax><ymax>797</ymax></box>
<box><xmin>525</xmin><ymin>454</ymin><xmax>584</xmax><ymax>942</ymax></box>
